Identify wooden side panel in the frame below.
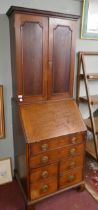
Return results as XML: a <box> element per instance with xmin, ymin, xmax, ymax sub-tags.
<box><xmin>9</xmin><ymin>15</ymin><xmax>17</xmax><ymax>97</ymax></box>
<box><xmin>14</xmin><ymin>14</ymin><xmax>48</xmax><ymax>101</ymax></box>
<box><xmin>12</xmin><ymin>100</ymin><xmax>29</xmax><ymax>197</ymax></box>
<box><xmin>48</xmin><ymin>18</ymin><xmax>76</xmax><ymax>99</ymax></box>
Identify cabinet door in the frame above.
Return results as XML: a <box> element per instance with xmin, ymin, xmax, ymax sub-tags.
<box><xmin>14</xmin><ymin>14</ymin><xmax>48</xmax><ymax>101</ymax></box>
<box><xmin>48</xmin><ymin>18</ymin><xmax>76</xmax><ymax>99</ymax></box>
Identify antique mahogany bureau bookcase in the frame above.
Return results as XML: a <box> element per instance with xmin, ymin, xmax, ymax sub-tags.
<box><xmin>7</xmin><ymin>6</ymin><xmax>86</xmax><ymax>210</ymax></box>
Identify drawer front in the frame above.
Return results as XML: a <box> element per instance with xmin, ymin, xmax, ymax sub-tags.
<box><xmin>60</xmin><ymin>155</ymin><xmax>84</xmax><ymax>173</ymax></box>
<box><xmin>29</xmin><ymin>144</ymin><xmax>84</xmax><ymax>168</ymax></box>
<box><xmin>30</xmin><ymin>133</ymin><xmax>84</xmax><ymax>155</ymax></box>
<box><xmin>59</xmin><ymin>168</ymin><xmax>83</xmax><ymax>189</ymax></box>
<box><xmin>30</xmin><ymin>177</ymin><xmax>57</xmax><ymax>200</ymax></box>
<box><xmin>30</xmin><ymin>163</ymin><xmax>58</xmax><ymax>183</ymax></box>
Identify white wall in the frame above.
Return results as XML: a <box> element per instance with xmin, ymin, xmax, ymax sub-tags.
<box><xmin>0</xmin><ymin>14</ymin><xmax>14</xmax><ymax>165</ymax></box>
<box><xmin>0</xmin><ymin>0</ymin><xmax>81</xmax><ymax>15</ymax></box>
<box><xmin>0</xmin><ymin>0</ymin><xmax>98</xmax><ymax>168</ymax></box>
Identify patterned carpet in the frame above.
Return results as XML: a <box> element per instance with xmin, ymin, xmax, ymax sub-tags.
<box><xmin>85</xmin><ymin>155</ymin><xmax>98</xmax><ymax>201</ymax></box>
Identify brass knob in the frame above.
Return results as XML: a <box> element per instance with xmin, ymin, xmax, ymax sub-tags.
<box><xmin>41</xmin><ymin>171</ymin><xmax>48</xmax><ymax>178</ymax></box>
<box><xmin>69</xmin><ymin>161</ymin><xmax>76</xmax><ymax>169</ymax></box>
<box><xmin>71</xmin><ymin>137</ymin><xmax>76</xmax><ymax>144</ymax></box>
<box><xmin>69</xmin><ymin>148</ymin><xmax>76</xmax><ymax>155</ymax></box>
<box><xmin>42</xmin><ymin>184</ymin><xmax>48</xmax><ymax>192</ymax></box>
<box><xmin>67</xmin><ymin>175</ymin><xmax>75</xmax><ymax>182</ymax></box>
<box><xmin>41</xmin><ymin>156</ymin><xmax>49</xmax><ymax>164</ymax></box>
<box><xmin>41</xmin><ymin>143</ymin><xmax>48</xmax><ymax>151</ymax></box>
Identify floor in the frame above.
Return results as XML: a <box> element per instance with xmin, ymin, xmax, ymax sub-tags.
<box><xmin>0</xmin><ymin>179</ymin><xmax>98</xmax><ymax>210</ymax></box>
<box><xmin>35</xmin><ymin>188</ymin><xmax>98</xmax><ymax>210</ymax></box>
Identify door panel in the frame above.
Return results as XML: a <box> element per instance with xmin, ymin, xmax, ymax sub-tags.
<box><xmin>22</xmin><ymin>22</ymin><xmax>43</xmax><ymax>96</ymax></box>
<box><xmin>52</xmin><ymin>25</ymin><xmax>71</xmax><ymax>93</ymax></box>
<box><xmin>15</xmin><ymin>14</ymin><xmax>48</xmax><ymax>101</ymax></box>
<box><xmin>48</xmin><ymin>18</ymin><xmax>76</xmax><ymax>99</ymax></box>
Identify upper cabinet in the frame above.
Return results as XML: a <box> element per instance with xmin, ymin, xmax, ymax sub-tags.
<box><xmin>7</xmin><ymin>7</ymin><xmax>79</xmax><ymax>102</ymax></box>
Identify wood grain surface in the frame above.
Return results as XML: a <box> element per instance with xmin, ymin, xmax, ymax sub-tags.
<box><xmin>19</xmin><ymin>99</ymin><xmax>86</xmax><ymax>143</ymax></box>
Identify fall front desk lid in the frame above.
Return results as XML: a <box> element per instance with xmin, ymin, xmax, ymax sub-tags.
<box><xmin>19</xmin><ymin>99</ymin><xmax>86</xmax><ymax>143</ymax></box>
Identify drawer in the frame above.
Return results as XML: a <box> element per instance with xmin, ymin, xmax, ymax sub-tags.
<box><xmin>30</xmin><ymin>163</ymin><xmax>58</xmax><ymax>183</ymax></box>
<box><xmin>29</xmin><ymin>133</ymin><xmax>84</xmax><ymax>155</ymax></box>
<box><xmin>59</xmin><ymin>168</ymin><xmax>83</xmax><ymax>189</ymax></box>
<box><xmin>60</xmin><ymin>155</ymin><xmax>84</xmax><ymax>173</ymax></box>
<box><xmin>29</xmin><ymin>144</ymin><xmax>84</xmax><ymax>169</ymax></box>
<box><xmin>30</xmin><ymin>177</ymin><xmax>57</xmax><ymax>200</ymax></box>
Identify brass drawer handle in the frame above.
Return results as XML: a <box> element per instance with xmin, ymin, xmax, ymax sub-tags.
<box><xmin>41</xmin><ymin>156</ymin><xmax>49</xmax><ymax>164</ymax></box>
<box><xmin>41</xmin><ymin>171</ymin><xmax>48</xmax><ymax>178</ymax></box>
<box><xmin>41</xmin><ymin>143</ymin><xmax>48</xmax><ymax>151</ymax></box>
<box><xmin>69</xmin><ymin>148</ymin><xmax>76</xmax><ymax>155</ymax></box>
<box><xmin>41</xmin><ymin>184</ymin><xmax>48</xmax><ymax>193</ymax></box>
<box><xmin>71</xmin><ymin>137</ymin><xmax>77</xmax><ymax>144</ymax></box>
<box><xmin>67</xmin><ymin>175</ymin><xmax>75</xmax><ymax>182</ymax></box>
<box><xmin>69</xmin><ymin>161</ymin><xmax>76</xmax><ymax>169</ymax></box>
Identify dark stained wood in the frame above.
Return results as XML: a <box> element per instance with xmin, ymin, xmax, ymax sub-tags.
<box><xmin>12</xmin><ymin>14</ymin><xmax>48</xmax><ymax>101</ymax></box>
<box><xmin>22</xmin><ymin>21</ymin><xmax>43</xmax><ymax>96</ymax></box>
<box><xmin>51</xmin><ymin>24</ymin><xmax>71</xmax><ymax>93</ymax></box>
<box><xmin>7</xmin><ymin>7</ymin><xmax>86</xmax><ymax>210</ymax></box>
<box><xmin>8</xmin><ymin>7</ymin><xmax>78</xmax><ymax>102</ymax></box>
<box><xmin>48</xmin><ymin>18</ymin><xmax>76</xmax><ymax>99</ymax></box>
